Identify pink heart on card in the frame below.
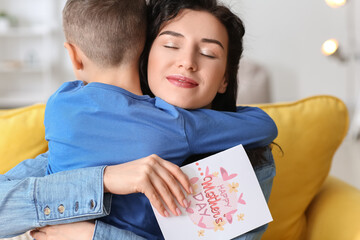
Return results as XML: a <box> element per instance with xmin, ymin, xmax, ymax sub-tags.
<box><xmin>224</xmin><ymin>209</ymin><xmax>237</xmax><ymax>224</ymax></box>
<box><xmin>189</xmin><ymin>177</ymin><xmax>199</xmax><ymax>184</ymax></box>
<box><xmin>186</xmin><ymin>207</ymin><xmax>194</xmax><ymax>214</ymax></box>
<box><xmin>198</xmin><ymin>217</ymin><xmax>207</xmax><ymax>228</ymax></box>
<box><xmin>220</xmin><ymin>167</ymin><xmax>237</xmax><ymax>181</ymax></box>
<box><xmin>205</xmin><ymin>166</ymin><xmax>210</xmax><ymax>177</ymax></box>
<box><xmin>238</xmin><ymin>193</ymin><xmax>246</xmax><ymax>205</ymax></box>
<box><xmin>185</xmin><ymin>200</ymin><xmax>193</xmax><ymax>213</ymax></box>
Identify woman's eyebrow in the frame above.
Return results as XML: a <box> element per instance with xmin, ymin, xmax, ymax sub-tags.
<box><xmin>201</xmin><ymin>38</ymin><xmax>224</xmax><ymax>49</ymax></box>
<box><xmin>159</xmin><ymin>30</ymin><xmax>184</xmax><ymax>38</ymax></box>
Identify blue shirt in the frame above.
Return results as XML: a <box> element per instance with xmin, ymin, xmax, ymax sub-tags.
<box><xmin>44</xmin><ymin>81</ymin><xmax>277</xmax><ymax>239</ymax></box>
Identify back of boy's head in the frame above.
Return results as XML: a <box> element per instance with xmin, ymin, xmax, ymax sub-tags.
<box><xmin>63</xmin><ymin>0</ymin><xmax>146</xmax><ymax>68</ymax></box>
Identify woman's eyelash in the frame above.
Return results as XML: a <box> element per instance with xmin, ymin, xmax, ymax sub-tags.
<box><xmin>201</xmin><ymin>52</ymin><xmax>216</xmax><ymax>59</ymax></box>
<box><xmin>163</xmin><ymin>44</ymin><xmax>216</xmax><ymax>58</ymax></box>
<box><xmin>164</xmin><ymin>44</ymin><xmax>178</xmax><ymax>49</ymax></box>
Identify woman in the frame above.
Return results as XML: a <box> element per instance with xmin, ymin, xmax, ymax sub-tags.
<box><xmin>12</xmin><ymin>0</ymin><xmax>275</xmax><ymax>239</ymax></box>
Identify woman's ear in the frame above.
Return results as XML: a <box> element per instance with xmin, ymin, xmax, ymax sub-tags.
<box><xmin>217</xmin><ymin>76</ymin><xmax>228</xmax><ymax>94</ymax></box>
<box><xmin>64</xmin><ymin>42</ymin><xmax>83</xmax><ymax>70</ymax></box>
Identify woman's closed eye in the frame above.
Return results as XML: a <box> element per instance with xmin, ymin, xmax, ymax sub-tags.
<box><xmin>163</xmin><ymin>42</ymin><xmax>179</xmax><ymax>49</ymax></box>
<box><xmin>200</xmin><ymin>49</ymin><xmax>216</xmax><ymax>59</ymax></box>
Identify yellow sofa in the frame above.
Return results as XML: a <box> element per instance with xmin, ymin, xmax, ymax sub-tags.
<box><xmin>1</xmin><ymin>95</ymin><xmax>359</xmax><ymax>239</ymax></box>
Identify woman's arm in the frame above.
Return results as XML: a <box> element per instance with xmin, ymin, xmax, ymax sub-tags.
<box><xmin>1</xmin><ymin>153</ymin><xmax>191</xmax><ymax>238</ymax></box>
<box><xmin>31</xmin><ymin>147</ymin><xmax>276</xmax><ymax>240</ymax></box>
<box><xmin>21</xmin><ymin>154</ymin><xmax>193</xmax><ymax>240</ymax></box>
<box><xmin>30</xmin><ymin>220</ymin><xmax>145</xmax><ymax>240</ymax></box>
<box><xmin>0</xmin><ymin>153</ymin><xmax>111</xmax><ymax>238</ymax></box>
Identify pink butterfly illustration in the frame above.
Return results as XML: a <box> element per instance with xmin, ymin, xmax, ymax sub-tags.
<box><xmin>238</xmin><ymin>193</ymin><xmax>246</xmax><ymax>205</ymax></box>
<box><xmin>220</xmin><ymin>167</ymin><xmax>237</xmax><ymax>181</ymax></box>
<box><xmin>224</xmin><ymin>209</ymin><xmax>237</xmax><ymax>224</ymax></box>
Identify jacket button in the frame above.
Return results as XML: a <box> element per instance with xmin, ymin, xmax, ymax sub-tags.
<box><xmin>44</xmin><ymin>206</ymin><xmax>51</xmax><ymax>216</ymax></box>
<box><xmin>90</xmin><ymin>200</ymin><xmax>95</xmax><ymax>209</ymax></box>
<box><xmin>58</xmin><ymin>205</ymin><xmax>65</xmax><ymax>214</ymax></box>
<box><xmin>75</xmin><ymin>201</ymin><xmax>79</xmax><ymax>212</ymax></box>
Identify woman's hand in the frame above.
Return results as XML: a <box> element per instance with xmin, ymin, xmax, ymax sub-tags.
<box><xmin>30</xmin><ymin>221</ymin><xmax>95</xmax><ymax>240</ymax></box>
<box><xmin>103</xmin><ymin>154</ymin><xmax>192</xmax><ymax>217</ymax></box>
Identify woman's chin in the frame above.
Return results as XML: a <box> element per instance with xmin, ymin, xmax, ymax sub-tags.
<box><xmin>162</xmin><ymin>98</ymin><xmax>210</xmax><ymax>110</ymax></box>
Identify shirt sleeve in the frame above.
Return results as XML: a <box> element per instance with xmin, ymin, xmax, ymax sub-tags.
<box><xmin>182</xmin><ymin>106</ymin><xmax>278</xmax><ymax>154</ymax></box>
<box><xmin>93</xmin><ymin>221</ymin><xmax>146</xmax><ymax>240</ymax></box>
<box><xmin>0</xmin><ymin>153</ymin><xmax>112</xmax><ymax>238</ymax></box>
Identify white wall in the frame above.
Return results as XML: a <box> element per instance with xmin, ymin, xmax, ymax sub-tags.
<box><xmin>223</xmin><ymin>0</ymin><xmax>359</xmax><ymax>110</ymax></box>
<box><xmin>222</xmin><ymin>0</ymin><xmax>360</xmax><ymax>188</ymax></box>
<box><xmin>0</xmin><ymin>0</ymin><xmax>56</xmax><ymax>26</ymax></box>
<box><xmin>2</xmin><ymin>0</ymin><xmax>358</xmax><ymax>108</ymax></box>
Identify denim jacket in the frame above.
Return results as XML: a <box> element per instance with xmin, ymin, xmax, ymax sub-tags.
<box><xmin>0</xmin><ymin>152</ymin><xmax>113</xmax><ymax>239</ymax></box>
<box><xmin>0</xmin><ymin>149</ymin><xmax>275</xmax><ymax>240</ymax></box>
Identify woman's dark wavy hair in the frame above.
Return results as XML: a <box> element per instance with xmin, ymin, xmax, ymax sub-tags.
<box><xmin>139</xmin><ymin>0</ymin><xmax>245</xmax><ymax>112</ymax></box>
<box><xmin>140</xmin><ymin>0</ymin><xmax>275</xmax><ymax>166</ymax></box>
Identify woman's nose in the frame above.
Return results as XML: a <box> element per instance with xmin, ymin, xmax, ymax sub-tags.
<box><xmin>177</xmin><ymin>50</ymin><xmax>198</xmax><ymax>71</ymax></box>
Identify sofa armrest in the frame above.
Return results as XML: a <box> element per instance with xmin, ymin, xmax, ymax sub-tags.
<box><xmin>305</xmin><ymin>176</ymin><xmax>360</xmax><ymax>240</ymax></box>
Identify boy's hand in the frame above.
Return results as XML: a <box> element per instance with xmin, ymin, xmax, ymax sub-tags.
<box><xmin>103</xmin><ymin>154</ymin><xmax>192</xmax><ymax>217</ymax></box>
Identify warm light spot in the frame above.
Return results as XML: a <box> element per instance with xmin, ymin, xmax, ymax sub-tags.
<box><xmin>325</xmin><ymin>0</ymin><xmax>346</xmax><ymax>8</ymax></box>
<box><xmin>322</xmin><ymin>39</ymin><xmax>339</xmax><ymax>56</ymax></box>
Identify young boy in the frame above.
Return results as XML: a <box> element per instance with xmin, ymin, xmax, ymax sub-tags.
<box><xmin>43</xmin><ymin>0</ymin><xmax>277</xmax><ymax>239</ymax></box>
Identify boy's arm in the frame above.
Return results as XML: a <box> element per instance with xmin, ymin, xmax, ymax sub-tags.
<box><xmin>0</xmin><ymin>154</ymin><xmax>112</xmax><ymax>238</ymax></box>
<box><xmin>182</xmin><ymin>106</ymin><xmax>278</xmax><ymax>154</ymax></box>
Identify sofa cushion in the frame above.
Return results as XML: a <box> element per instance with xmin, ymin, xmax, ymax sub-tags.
<box><xmin>0</xmin><ymin>104</ymin><xmax>47</xmax><ymax>174</ymax></box>
<box><xmin>258</xmin><ymin>95</ymin><xmax>349</xmax><ymax>240</ymax></box>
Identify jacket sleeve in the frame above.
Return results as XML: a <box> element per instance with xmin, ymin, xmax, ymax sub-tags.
<box><xmin>0</xmin><ymin>153</ymin><xmax>111</xmax><ymax>238</ymax></box>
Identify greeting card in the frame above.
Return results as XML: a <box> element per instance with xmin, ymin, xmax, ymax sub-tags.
<box><xmin>152</xmin><ymin>144</ymin><xmax>273</xmax><ymax>240</ymax></box>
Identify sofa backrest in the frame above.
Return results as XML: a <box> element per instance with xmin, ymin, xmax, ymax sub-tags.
<box><xmin>258</xmin><ymin>95</ymin><xmax>349</xmax><ymax>240</ymax></box>
<box><xmin>0</xmin><ymin>104</ymin><xmax>47</xmax><ymax>174</ymax></box>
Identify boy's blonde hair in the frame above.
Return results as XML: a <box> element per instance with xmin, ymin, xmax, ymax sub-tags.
<box><xmin>63</xmin><ymin>0</ymin><xmax>146</xmax><ymax>68</ymax></box>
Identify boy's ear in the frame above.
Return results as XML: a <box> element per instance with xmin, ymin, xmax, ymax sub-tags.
<box><xmin>64</xmin><ymin>42</ymin><xmax>83</xmax><ymax>70</ymax></box>
<box><xmin>217</xmin><ymin>76</ymin><xmax>228</xmax><ymax>94</ymax></box>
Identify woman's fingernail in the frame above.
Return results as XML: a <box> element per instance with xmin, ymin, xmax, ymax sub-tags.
<box><xmin>164</xmin><ymin>210</ymin><xmax>170</xmax><ymax>217</ymax></box>
<box><xmin>176</xmin><ymin>208</ymin><xmax>182</xmax><ymax>216</ymax></box>
<box><xmin>183</xmin><ymin>199</ymin><xmax>189</xmax><ymax>208</ymax></box>
<box><xmin>189</xmin><ymin>187</ymin><xmax>193</xmax><ymax>194</ymax></box>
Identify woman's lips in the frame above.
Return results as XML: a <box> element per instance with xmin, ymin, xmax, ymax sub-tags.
<box><xmin>166</xmin><ymin>75</ymin><xmax>199</xmax><ymax>88</ymax></box>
